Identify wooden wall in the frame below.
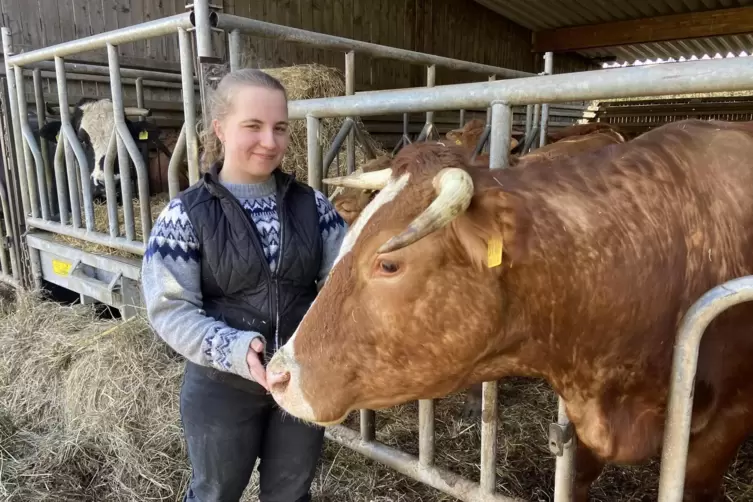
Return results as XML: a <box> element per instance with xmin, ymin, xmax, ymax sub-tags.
<box><xmin>0</xmin><ymin>0</ymin><xmax>597</xmax><ymax>93</ymax></box>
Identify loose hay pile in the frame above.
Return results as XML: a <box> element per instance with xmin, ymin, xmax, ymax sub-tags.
<box><xmin>0</xmin><ymin>290</ymin><xmax>750</xmax><ymax>501</ymax></box>
<box><xmin>51</xmin><ymin>63</ymin><xmax>385</xmax><ymax>259</ymax></box>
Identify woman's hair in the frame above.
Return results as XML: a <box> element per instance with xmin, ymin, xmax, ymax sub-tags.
<box><xmin>199</xmin><ymin>68</ymin><xmax>288</xmax><ymax>170</ymax></box>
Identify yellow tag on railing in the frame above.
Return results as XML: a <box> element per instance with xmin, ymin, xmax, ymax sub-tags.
<box><xmin>487</xmin><ymin>236</ymin><xmax>503</xmax><ymax>268</ymax></box>
<box><xmin>52</xmin><ymin>259</ymin><xmax>71</xmax><ymax>276</ymax></box>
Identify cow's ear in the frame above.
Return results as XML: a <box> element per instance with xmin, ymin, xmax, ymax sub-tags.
<box><xmin>39</xmin><ymin>121</ymin><xmax>62</xmax><ymax>142</ymax></box>
<box><xmin>449</xmin><ymin>187</ymin><xmax>534</xmax><ymax>272</ymax></box>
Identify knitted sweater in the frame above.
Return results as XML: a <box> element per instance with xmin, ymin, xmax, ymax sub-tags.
<box><xmin>141</xmin><ymin>176</ymin><xmax>347</xmax><ymax>382</ymax></box>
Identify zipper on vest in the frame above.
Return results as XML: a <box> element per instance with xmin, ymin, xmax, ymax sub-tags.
<box><xmin>274</xmin><ymin>197</ymin><xmax>285</xmax><ymax>353</ymax></box>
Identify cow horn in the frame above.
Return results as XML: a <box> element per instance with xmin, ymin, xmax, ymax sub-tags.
<box><xmin>322</xmin><ymin>167</ymin><xmax>393</xmax><ymax>191</ymax></box>
<box><xmin>377</xmin><ymin>167</ymin><xmax>474</xmax><ymax>254</ymax></box>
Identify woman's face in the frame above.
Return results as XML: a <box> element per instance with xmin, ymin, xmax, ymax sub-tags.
<box><xmin>214</xmin><ymin>85</ymin><xmax>290</xmax><ymax>182</ymax></box>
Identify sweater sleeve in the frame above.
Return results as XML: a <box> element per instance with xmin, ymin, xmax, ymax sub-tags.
<box><xmin>314</xmin><ymin>190</ymin><xmax>348</xmax><ymax>284</ymax></box>
<box><xmin>141</xmin><ymin>198</ymin><xmax>263</xmax><ymax>380</ymax></box>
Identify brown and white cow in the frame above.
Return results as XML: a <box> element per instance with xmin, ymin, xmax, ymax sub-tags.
<box><xmin>267</xmin><ymin>119</ymin><xmax>753</xmax><ymax>501</ymax></box>
<box><xmin>445</xmin><ymin>118</ymin><xmax>520</xmax><ymax>152</ymax></box>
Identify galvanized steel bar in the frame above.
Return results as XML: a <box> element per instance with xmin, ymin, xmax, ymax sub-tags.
<box><xmin>425</xmin><ymin>65</ymin><xmax>436</xmax><ymax>134</ymax></box>
<box><xmin>179</xmin><ymin>28</ymin><xmax>200</xmax><ymax>184</ymax></box>
<box><xmin>14</xmin><ymin>65</ymin><xmax>44</xmax><ymax>219</ymax></box>
<box><xmin>2</xmin><ymin>28</ymin><xmax>32</xmax><ymax>220</ymax></box>
<box><xmin>26</xmin><ymin>217</ymin><xmax>145</xmax><ymax>255</ymax></box>
<box><xmin>51</xmin><ymin>134</ymin><xmax>69</xmax><ymax>226</ymax></box>
<box><xmin>528</xmin><ymin>104</ymin><xmax>541</xmax><ymax>153</ymax></box>
<box><xmin>525</xmin><ymin>104</ymin><xmax>533</xmax><ymax>138</ymax></box>
<box><xmin>0</xmin><ymin>181</ymin><xmax>18</xmax><ymax>281</ymax></box>
<box><xmin>6</xmin><ymin>14</ymin><xmax>193</xmax><ymax>67</ymax></box>
<box><xmin>102</xmin><ymin>129</ymin><xmax>120</xmax><ymax>238</ymax></box>
<box><xmin>0</xmin><ymin>192</ymin><xmax>10</xmax><ymax>276</ymax></box>
<box><xmin>418</xmin><ymin>399</ymin><xmax>435</xmax><ymax>466</ymax></box>
<box><xmin>360</xmin><ymin>409</ymin><xmax>375</xmax><ymax>442</ymax></box>
<box><xmin>215</xmin><ymin>14</ymin><xmax>533</xmax><ymax>79</ymax></box>
<box><xmin>480</xmin><ymin>381</ymin><xmax>499</xmax><ymax>494</ymax></box>
<box><xmin>459</xmin><ymin>109</ymin><xmax>465</xmax><ymax>127</ymax></box>
<box><xmin>16</xmin><ymin>59</ymin><xmax>188</xmax><ymax>83</ymax></box>
<box><xmin>56</xmin><ymin>56</ymin><xmax>94</xmax><ymax>231</ymax></box>
<box><xmin>345</xmin><ymin>50</ymin><xmax>355</xmax><ymax>175</ymax></box>
<box><xmin>108</xmin><ymin>43</ymin><xmax>151</xmax><ymax>241</ymax></box>
<box><xmin>135</xmin><ymin>77</ymin><xmax>145</xmax><ymax>122</ymax></box>
<box><xmin>553</xmin><ymin>396</ymin><xmax>575</xmax><ymax>502</ymax></box>
<box><xmin>489</xmin><ymin>101</ymin><xmax>512</xmax><ymax>169</ymax></box>
<box><xmin>192</xmin><ymin>0</ymin><xmax>214</xmax><ymax>59</ymax></box>
<box><xmin>33</xmin><ymin>68</ymin><xmax>56</xmax><ymax>216</ymax></box>
<box><xmin>168</xmin><ymin>123</ymin><xmax>187</xmax><ymax>199</ymax></box>
<box><xmin>657</xmin><ymin>275</ymin><xmax>753</xmax><ymax>502</ymax></box>
<box><xmin>325</xmin><ymin>425</ymin><xmax>524</xmax><ymax>502</ymax></box>
<box><xmin>307</xmin><ymin>115</ymin><xmax>322</xmax><ymax>191</ymax></box>
<box><xmin>229</xmin><ymin>29</ymin><xmax>242</xmax><ymax>71</ymax></box>
<box><xmin>288</xmin><ymin>56</ymin><xmax>753</xmax><ymax>119</ymax></box>
<box><xmin>323</xmin><ymin>118</ymin><xmax>354</xmax><ymax>170</ymax></box>
<box><xmin>539</xmin><ymin>52</ymin><xmax>553</xmax><ymax>148</ymax></box>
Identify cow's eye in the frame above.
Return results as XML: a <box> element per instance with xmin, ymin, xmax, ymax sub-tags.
<box><xmin>378</xmin><ymin>259</ymin><xmax>399</xmax><ymax>275</ymax></box>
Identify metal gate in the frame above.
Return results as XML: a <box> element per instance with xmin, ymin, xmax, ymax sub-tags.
<box><xmin>0</xmin><ymin>2</ymin><xmax>752</xmax><ymax>501</ymax></box>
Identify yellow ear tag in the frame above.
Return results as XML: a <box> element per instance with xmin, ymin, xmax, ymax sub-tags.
<box><xmin>487</xmin><ymin>236</ymin><xmax>503</xmax><ymax>268</ymax></box>
<box><xmin>455</xmin><ymin>139</ymin><xmax>462</xmax><ymax>145</ymax></box>
<box><xmin>55</xmin><ymin>133</ymin><xmax>59</xmax><ymax>142</ymax></box>
<box><xmin>139</xmin><ymin>130</ymin><xmax>148</xmax><ymax>140</ymax></box>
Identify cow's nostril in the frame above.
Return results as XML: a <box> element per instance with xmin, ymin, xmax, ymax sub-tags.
<box><xmin>268</xmin><ymin>370</ymin><xmax>290</xmax><ymax>392</ymax></box>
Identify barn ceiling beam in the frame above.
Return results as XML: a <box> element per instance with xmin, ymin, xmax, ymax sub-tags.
<box><xmin>532</xmin><ymin>6</ymin><xmax>753</xmax><ymax>53</ymax></box>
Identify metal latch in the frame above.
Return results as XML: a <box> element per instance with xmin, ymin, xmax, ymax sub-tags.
<box><xmin>548</xmin><ymin>421</ymin><xmax>574</xmax><ymax>456</ymax></box>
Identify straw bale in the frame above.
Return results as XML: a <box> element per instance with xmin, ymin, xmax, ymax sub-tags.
<box><xmin>0</xmin><ymin>290</ymin><xmax>750</xmax><ymax>501</ymax></box>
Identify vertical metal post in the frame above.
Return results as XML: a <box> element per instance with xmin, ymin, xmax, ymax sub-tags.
<box><xmin>480</xmin><ymin>381</ymin><xmax>498</xmax><ymax>494</ymax></box>
<box><xmin>168</xmin><ymin>123</ymin><xmax>187</xmax><ymax>199</ymax></box>
<box><xmin>180</xmin><ymin>28</ymin><xmax>200</xmax><ymax>184</ymax></box>
<box><xmin>193</xmin><ymin>0</ymin><xmax>213</xmax><ymax>59</ymax></box>
<box><xmin>360</xmin><ymin>409</ymin><xmax>375</xmax><ymax>441</ymax></box>
<box><xmin>0</xmin><ymin>183</ymin><xmax>18</xmax><ymax>282</ymax></box>
<box><xmin>33</xmin><ymin>68</ymin><xmax>56</xmax><ymax>216</ymax></box>
<box><xmin>425</xmin><ymin>64</ymin><xmax>436</xmax><ymax>136</ymax></box>
<box><xmin>51</xmin><ymin>136</ymin><xmax>69</xmax><ymax>226</ymax></box>
<box><xmin>658</xmin><ymin>276</ymin><xmax>753</xmax><ymax>502</ymax></box>
<box><xmin>55</xmin><ymin>56</ymin><xmax>91</xmax><ymax>230</ymax></box>
<box><xmin>306</xmin><ymin>115</ymin><xmax>322</xmax><ymax>191</ymax></box>
<box><xmin>229</xmin><ymin>29</ymin><xmax>242</xmax><ymax>71</ymax></box>
<box><xmin>108</xmin><ymin>42</ymin><xmax>152</xmax><ymax>241</ymax></box>
<box><xmin>525</xmin><ymin>104</ymin><xmax>533</xmax><ymax>138</ymax></box>
<box><xmin>13</xmin><ymin>66</ymin><xmax>44</xmax><ymax>220</ymax></box>
<box><xmin>539</xmin><ymin>52</ymin><xmax>554</xmax><ymax>148</ymax></box>
<box><xmin>102</xmin><ymin>130</ymin><xmax>120</xmax><ymax>238</ymax></box>
<box><xmin>2</xmin><ymin>29</ymin><xmax>31</xmax><ymax>220</ymax></box>
<box><xmin>418</xmin><ymin>399</ymin><xmax>435</xmax><ymax>466</ymax></box>
<box><xmin>345</xmin><ymin>51</ymin><xmax>355</xmax><ymax>175</ymax></box>
<box><xmin>135</xmin><ymin>77</ymin><xmax>145</xmax><ymax>121</ymax></box>
<box><xmin>529</xmin><ymin>104</ymin><xmax>541</xmax><ymax>153</ymax></box>
<box><xmin>459</xmin><ymin>109</ymin><xmax>465</xmax><ymax>128</ymax></box>
<box><xmin>553</xmin><ymin>396</ymin><xmax>576</xmax><ymax>502</ymax></box>
<box><xmin>489</xmin><ymin>101</ymin><xmax>512</xmax><ymax>169</ymax></box>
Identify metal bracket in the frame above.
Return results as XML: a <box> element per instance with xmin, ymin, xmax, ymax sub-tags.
<box><xmin>548</xmin><ymin>421</ymin><xmax>574</xmax><ymax>456</ymax></box>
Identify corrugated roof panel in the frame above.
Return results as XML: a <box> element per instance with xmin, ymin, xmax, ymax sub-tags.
<box><xmin>474</xmin><ymin>0</ymin><xmax>753</xmax><ymax>63</ymax></box>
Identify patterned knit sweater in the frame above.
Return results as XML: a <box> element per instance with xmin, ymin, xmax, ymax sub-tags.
<box><xmin>141</xmin><ymin>176</ymin><xmax>347</xmax><ymax>382</ymax></box>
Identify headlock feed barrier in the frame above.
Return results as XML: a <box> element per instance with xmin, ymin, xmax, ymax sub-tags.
<box><xmin>0</xmin><ymin>0</ymin><xmax>752</xmax><ymax>500</ymax></box>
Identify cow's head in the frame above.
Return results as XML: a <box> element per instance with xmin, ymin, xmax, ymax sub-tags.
<box><xmin>38</xmin><ymin>98</ymin><xmax>169</xmax><ymax>194</ymax></box>
<box><xmin>446</xmin><ymin>118</ymin><xmax>519</xmax><ymax>152</ymax></box>
<box><xmin>266</xmin><ymin>142</ymin><xmax>534</xmax><ymax>425</ymax></box>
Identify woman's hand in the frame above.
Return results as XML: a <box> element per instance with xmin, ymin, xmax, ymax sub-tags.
<box><xmin>246</xmin><ymin>337</ymin><xmax>269</xmax><ymax>390</ymax></box>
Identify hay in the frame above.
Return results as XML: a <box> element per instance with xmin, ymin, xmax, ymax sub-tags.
<box><xmin>0</xmin><ymin>290</ymin><xmax>750</xmax><ymax>501</ymax></box>
<box><xmin>50</xmin><ymin>63</ymin><xmax>386</xmax><ymax>258</ymax></box>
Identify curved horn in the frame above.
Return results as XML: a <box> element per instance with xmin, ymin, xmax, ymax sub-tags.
<box><xmin>327</xmin><ymin>167</ymin><xmax>364</xmax><ymax>201</ymax></box>
<box><xmin>322</xmin><ymin>167</ymin><xmax>393</xmax><ymax>191</ymax></box>
<box><xmin>377</xmin><ymin>167</ymin><xmax>474</xmax><ymax>254</ymax></box>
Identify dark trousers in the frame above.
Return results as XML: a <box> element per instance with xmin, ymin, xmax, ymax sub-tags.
<box><xmin>179</xmin><ymin>362</ymin><xmax>325</xmax><ymax>502</ymax></box>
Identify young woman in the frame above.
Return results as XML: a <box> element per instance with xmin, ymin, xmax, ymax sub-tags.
<box><xmin>141</xmin><ymin>68</ymin><xmax>348</xmax><ymax>502</ymax></box>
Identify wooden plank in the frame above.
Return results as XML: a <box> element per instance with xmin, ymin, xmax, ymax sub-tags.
<box><xmin>533</xmin><ymin>6</ymin><xmax>753</xmax><ymax>53</ymax></box>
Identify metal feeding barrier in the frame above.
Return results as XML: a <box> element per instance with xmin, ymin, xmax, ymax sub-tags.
<box><xmin>0</xmin><ymin>1</ymin><xmax>750</xmax><ymax>500</ymax></box>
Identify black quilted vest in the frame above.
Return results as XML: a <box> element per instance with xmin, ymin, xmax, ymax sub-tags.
<box><xmin>179</xmin><ymin>162</ymin><xmax>322</xmax><ymax>391</ymax></box>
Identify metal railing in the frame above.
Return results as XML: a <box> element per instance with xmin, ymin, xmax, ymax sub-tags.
<box><xmin>1</xmin><ymin>10</ymin><xmax>201</xmax><ymax>267</ymax></box>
